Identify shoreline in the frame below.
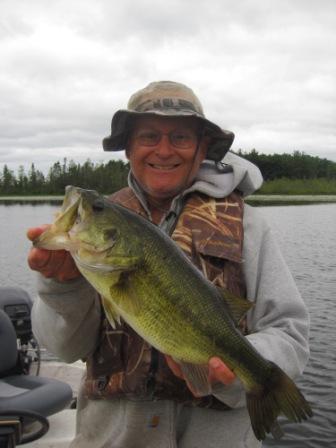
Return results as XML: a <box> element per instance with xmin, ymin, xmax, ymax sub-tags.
<box><xmin>0</xmin><ymin>195</ymin><xmax>64</xmax><ymax>202</ymax></box>
<box><xmin>1</xmin><ymin>194</ymin><xmax>336</xmax><ymax>207</ymax></box>
<box><xmin>246</xmin><ymin>194</ymin><xmax>336</xmax><ymax>205</ymax></box>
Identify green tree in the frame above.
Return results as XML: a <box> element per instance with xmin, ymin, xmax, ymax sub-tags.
<box><xmin>0</xmin><ymin>165</ymin><xmax>16</xmax><ymax>194</ymax></box>
<box><xmin>17</xmin><ymin>165</ymin><xmax>28</xmax><ymax>194</ymax></box>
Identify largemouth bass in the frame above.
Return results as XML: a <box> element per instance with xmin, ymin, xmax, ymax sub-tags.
<box><xmin>33</xmin><ymin>186</ymin><xmax>312</xmax><ymax>440</ymax></box>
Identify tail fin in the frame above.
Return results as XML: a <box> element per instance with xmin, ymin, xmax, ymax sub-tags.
<box><xmin>246</xmin><ymin>362</ymin><xmax>313</xmax><ymax>441</ymax></box>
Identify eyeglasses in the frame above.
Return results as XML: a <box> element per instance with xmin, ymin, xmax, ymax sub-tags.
<box><xmin>132</xmin><ymin>128</ymin><xmax>200</xmax><ymax>150</ymax></box>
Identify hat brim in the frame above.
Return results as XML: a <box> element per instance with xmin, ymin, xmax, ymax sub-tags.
<box><xmin>102</xmin><ymin>109</ymin><xmax>234</xmax><ymax>162</ymax></box>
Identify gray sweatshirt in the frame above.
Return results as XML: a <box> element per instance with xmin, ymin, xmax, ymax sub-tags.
<box><xmin>31</xmin><ymin>153</ymin><xmax>310</xmax><ymax>448</ymax></box>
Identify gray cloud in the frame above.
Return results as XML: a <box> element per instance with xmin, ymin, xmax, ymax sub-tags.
<box><xmin>1</xmin><ymin>0</ymin><xmax>335</xmax><ymax>175</ymax></box>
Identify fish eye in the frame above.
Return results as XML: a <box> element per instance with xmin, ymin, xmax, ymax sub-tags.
<box><xmin>92</xmin><ymin>199</ymin><xmax>105</xmax><ymax>212</ymax></box>
<box><xmin>104</xmin><ymin>228</ymin><xmax>118</xmax><ymax>242</ymax></box>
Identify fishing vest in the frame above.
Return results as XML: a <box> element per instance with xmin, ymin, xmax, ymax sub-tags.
<box><xmin>84</xmin><ymin>188</ymin><xmax>247</xmax><ymax>410</ymax></box>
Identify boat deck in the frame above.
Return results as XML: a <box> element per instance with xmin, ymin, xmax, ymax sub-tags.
<box><xmin>24</xmin><ymin>360</ymin><xmax>85</xmax><ymax>447</ymax></box>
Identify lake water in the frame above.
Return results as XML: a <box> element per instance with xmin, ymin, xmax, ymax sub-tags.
<box><xmin>0</xmin><ymin>202</ymin><xmax>335</xmax><ymax>447</ymax></box>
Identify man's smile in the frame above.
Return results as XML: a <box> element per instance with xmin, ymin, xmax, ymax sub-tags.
<box><xmin>147</xmin><ymin>163</ymin><xmax>181</xmax><ymax>171</ymax></box>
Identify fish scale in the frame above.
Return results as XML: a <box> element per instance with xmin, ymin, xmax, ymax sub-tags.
<box><xmin>116</xmin><ymin>270</ymin><xmax>213</xmax><ymax>363</ymax></box>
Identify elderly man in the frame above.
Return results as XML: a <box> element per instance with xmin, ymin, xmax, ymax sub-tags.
<box><xmin>28</xmin><ymin>81</ymin><xmax>310</xmax><ymax>448</ymax></box>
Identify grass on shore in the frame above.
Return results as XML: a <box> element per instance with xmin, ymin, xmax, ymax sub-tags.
<box><xmin>257</xmin><ymin>178</ymin><xmax>336</xmax><ymax>195</ymax></box>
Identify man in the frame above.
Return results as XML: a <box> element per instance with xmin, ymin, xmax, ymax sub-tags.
<box><xmin>28</xmin><ymin>81</ymin><xmax>310</xmax><ymax>448</ymax></box>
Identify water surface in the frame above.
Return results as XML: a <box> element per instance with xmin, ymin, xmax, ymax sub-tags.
<box><xmin>260</xmin><ymin>204</ymin><xmax>336</xmax><ymax>447</ymax></box>
<box><xmin>0</xmin><ymin>202</ymin><xmax>335</xmax><ymax>447</ymax></box>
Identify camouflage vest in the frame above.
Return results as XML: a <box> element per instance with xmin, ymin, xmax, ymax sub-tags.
<box><xmin>84</xmin><ymin>188</ymin><xmax>247</xmax><ymax>410</ymax></box>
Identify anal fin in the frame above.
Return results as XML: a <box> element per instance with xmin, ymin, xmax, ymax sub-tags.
<box><xmin>176</xmin><ymin>360</ymin><xmax>211</xmax><ymax>397</ymax></box>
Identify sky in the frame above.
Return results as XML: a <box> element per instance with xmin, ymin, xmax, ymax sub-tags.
<box><xmin>1</xmin><ymin>0</ymin><xmax>335</xmax><ymax>174</ymax></box>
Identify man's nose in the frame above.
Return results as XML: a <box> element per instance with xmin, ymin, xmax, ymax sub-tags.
<box><xmin>154</xmin><ymin>134</ymin><xmax>175</xmax><ymax>157</ymax></box>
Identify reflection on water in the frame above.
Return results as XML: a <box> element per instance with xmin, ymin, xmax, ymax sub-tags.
<box><xmin>0</xmin><ymin>202</ymin><xmax>335</xmax><ymax>447</ymax></box>
<box><xmin>0</xmin><ymin>203</ymin><xmax>58</xmax><ymax>297</ymax></box>
<box><xmin>260</xmin><ymin>204</ymin><xmax>336</xmax><ymax>447</ymax></box>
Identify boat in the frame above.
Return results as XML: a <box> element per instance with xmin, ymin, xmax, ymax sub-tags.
<box><xmin>0</xmin><ymin>286</ymin><xmax>80</xmax><ymax>447</ymax></box>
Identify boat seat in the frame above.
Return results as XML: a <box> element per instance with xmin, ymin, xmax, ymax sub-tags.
<box><xmin>0</xmin><ymin>309</ymin><xmax>73</xmax><ymax>445</ymax></box>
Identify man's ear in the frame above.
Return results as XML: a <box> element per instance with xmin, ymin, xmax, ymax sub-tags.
<box><xmin>200</xmin><ymin>136</ymin><xmax>211</xmax><ymax>160</ymax></box>
<box><xmin>125</xmin><ymin>141</ymin><xmax>131</xmax><ymax>159</ymax></box>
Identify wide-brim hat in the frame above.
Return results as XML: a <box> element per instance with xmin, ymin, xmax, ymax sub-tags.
<box><xmin>102</xmin><ymin>81</ymin><xmax>234</xmax><ymax>162</ymax></box>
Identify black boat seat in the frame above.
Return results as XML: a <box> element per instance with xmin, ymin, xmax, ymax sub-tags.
<box><xmin>0</xmin><ymin>309</ymin><xmax>73</xmax><ymax>416</ymax></box>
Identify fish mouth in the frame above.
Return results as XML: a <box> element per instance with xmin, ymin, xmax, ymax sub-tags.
<box><xmin>72</xmin><ymin>252</ymin><xmax>127</xmax><ymax>273</ymax></box>
<box><xmin>68</xmin><ymin>230</ymin><xmax>116</xmax><ymax>254</ymax></box>
<box><xmin>148</xmin><ymin>163</ymin><xmax>180</xmax><ymax>171</ymax></box>
<box><xmin>68</xmin><ymin>231</ymin><xmax>119</xmax><ymax>272</ymax></box>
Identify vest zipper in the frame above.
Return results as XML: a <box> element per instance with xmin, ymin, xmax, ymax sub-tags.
<box><xmin>146</xmin><ymin>348</ymin><xmax>159</xmax><ymax>398</ymax></box>
<box><xmin>146</xmin><ymin>200</ymin><xmax>185</xmax><ymax>398</ymax></box>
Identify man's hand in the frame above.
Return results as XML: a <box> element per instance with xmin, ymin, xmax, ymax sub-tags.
<box><xmin>27</xmin><ymin>225</ymin><xmax>80</xmax><ymax>282</ymax></box>
<box><xmin>165</xmin><ymin>355</ymin><xmax>235</xmax><ymax>395</ymax></box>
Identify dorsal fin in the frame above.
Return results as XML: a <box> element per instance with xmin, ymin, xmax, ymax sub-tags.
<box><xmin>216</xmin><ymin>287</ymin><xmax>254</xmax><ymax>325</ymax></box>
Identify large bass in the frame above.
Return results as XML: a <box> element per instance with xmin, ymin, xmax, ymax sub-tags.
<box><xmin>33</xmin><ymin>186</ymin><xmax>312</xmax><ymax>440</ymax></box>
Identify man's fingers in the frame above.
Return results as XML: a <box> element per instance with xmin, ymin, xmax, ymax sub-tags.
<box><xmin>38</xmin><ymin>250</ymin><xmax>68</xmax><ymax>277</ymax></box>
<box><xmin>27</xmin><ymin>245</ymin><xmax>81</xmax><ymax>282</ymax></box>
<box><xmin>165</xmin><ymin>354</ymin><xmax>236</xmax><ymax>398</ymax></box>
<box><xmin>27</xmin><ymin>225</ymin><xmax>50</xmax><ymax>241</ymax></box>
<box><xmin>208</xmin><ymin>357</ymin><xmax>235</xmax><ymax>385</ymax></box>
<box><xmin>165</xmin><ymin>354</ymin><xmax>235</xmax><ymax>385</ymax></box>
<box><xmin>27</xmin><ymin>223</ymin><xmax>81</xmax><ymax>282</ymax></box>
<box><xmin>56</xmin><ymin>253</ymin><xmax>81</xmax><ymax>282</ymax></box>
<box><xmin>28</xmin><ymin>247</ymin><xmax>51</xmax><ymax>270</ymax></box>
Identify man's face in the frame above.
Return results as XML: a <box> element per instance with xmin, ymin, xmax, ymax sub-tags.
<box><xmin>126</xmin><ymin>116</ymin><xmax>209</xmax><ymax>202</ymax></box>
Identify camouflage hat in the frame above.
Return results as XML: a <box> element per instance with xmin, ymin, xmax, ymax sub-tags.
<box><xmin>102</xmin><ymin>81</ymin><xmax>234</xmax><ymax>162</ymax></box>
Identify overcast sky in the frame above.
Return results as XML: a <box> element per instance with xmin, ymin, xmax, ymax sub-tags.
<box><xmin>1</xmin><ymin>0</ymin><xmax>335</xmax><ymax>174</ymax></box>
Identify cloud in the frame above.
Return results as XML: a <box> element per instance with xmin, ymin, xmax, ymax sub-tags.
<box><xmin>1</xmin><ymin>0</ymin><xmax>335</xmax><ymax>175</ymax></box>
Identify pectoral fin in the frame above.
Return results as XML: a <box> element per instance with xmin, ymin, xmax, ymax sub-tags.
<box><xmin>175</xmin><ymin>360</ymin><xmax>211</xmax><ymax>397</ymax></box>
<box><xmin>109</xmin><ymin>273</ymin><xmax>142</xmax><ymax>316</ymax></box>
<box><xmin>102</xmin><ymin>296</ymin><xmax>122</xmax><ymax>329</ymax></box>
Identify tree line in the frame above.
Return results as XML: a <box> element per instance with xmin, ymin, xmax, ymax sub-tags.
<box><xmin>236</xmin><ymin>149</ymin><xmax>336</xmax><ymax>180</ymax></box>
<box><xmin>1</xmin><ymin>151</ymin><xmax>336</xmax><ymax>195</ymax></box>
<box><xmin>0</xmin><ymin>158</ymin><xmax>130</xmax><ymax>195</ymax></box>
